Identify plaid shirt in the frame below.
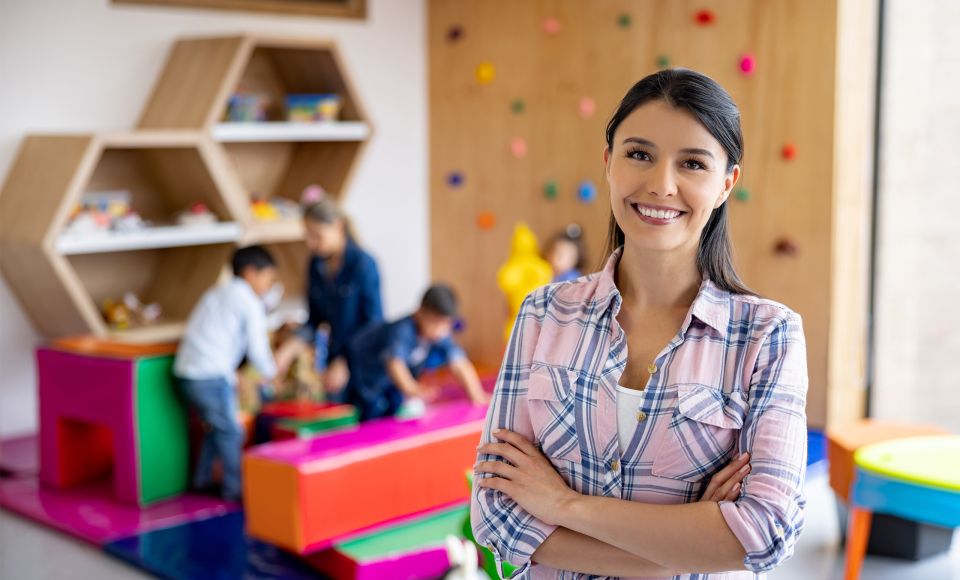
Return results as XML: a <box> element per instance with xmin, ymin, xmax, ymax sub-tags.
<box><xmin>472</xmin><ymin>247</ymin><xmax>808</xmax><ymax>579</ymax></box>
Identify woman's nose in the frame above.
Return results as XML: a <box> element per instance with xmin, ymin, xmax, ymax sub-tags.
<box><xmin>647</xmin><ymin>162</ymin><xmax>678</xmax><ymax>197</ymax></box>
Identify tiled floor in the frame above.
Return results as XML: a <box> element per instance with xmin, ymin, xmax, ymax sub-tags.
<box><xmin>1</xmin><ymin>473</ymin><xmax>957</xmax><ymax>579</ymax></box>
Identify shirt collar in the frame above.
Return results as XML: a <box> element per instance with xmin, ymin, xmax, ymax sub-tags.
<box><xmin>595</xmin><ymin>246</ymin><xmax>730</xmax><ymax>337</ymax></box>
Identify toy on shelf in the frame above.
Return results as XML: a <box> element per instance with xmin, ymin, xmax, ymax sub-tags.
<box><xmin>63</xmin><ymin>190</ymin><xmax>150</xmax><ymax>237</ymax></box>
<box><xmin>286</xmin><ymin>94</ymin><xmax>342</xmax><ymax>122</ymax></box>
<box><xmin>496</xmin><ymin>223</ymin><xmax>552</xmax><ymax>341</ymax></box>
<box><xmin>176</xmin><ymin>202</ymin><xmax>218</xmax><ymax>226</ymax></box>
<box><xmin>225</xmin><ymin>93</ymin><xmax>271</xmax><ymax>122</ymax></box>
<box><xmin>102</xmin><ymin>292</ymin><xmax>162</xmax><ymax>330</ymax></box>
<box><xmin>250</xmin><ymin>196</ymin><xmax>303</xmax><ymax>222</ymax></box>
<box><xmin>301</xmin><ymin>184</ymin><xmax>327</xmax><ymax>206</ymax></box>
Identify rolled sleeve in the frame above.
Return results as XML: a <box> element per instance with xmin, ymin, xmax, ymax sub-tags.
<box><xmin>471</xmin><ymin>290</ymin><xmax>557</xmax><ymax>577</ymax></box>
<box><xmin>720</xmin><ymin>312</ymin><xmax>808</xmax><ymax>573</ymax></box>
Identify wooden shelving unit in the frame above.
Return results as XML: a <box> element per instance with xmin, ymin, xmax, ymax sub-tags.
<box><xmin>0</xmin><ymin>35</ymin><xmax>370</xmax><ymax>342</ymax></box>
<box><xmin>140</xmin><ymin>34</ymin><xmax>372</xmax><ymax>304</ymax></box>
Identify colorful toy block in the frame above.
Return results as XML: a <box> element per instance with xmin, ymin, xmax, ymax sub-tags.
<box><xmin>38</xmin><ymin>346</ymin><xmax>189</xmax><ymax>506</ymax></box>
<box><xmin>272</xmin><ymin>405</ymin><xmax>360</xmax><ymax>441</ymax></box>
<box><xmin>305</xmin><ymin>503</ymin><xmax>469</xmax><ymax>579</ymax></box>
<box><xmin>243</xmin><ymin>400</ymin><xmax>487</xmax><ymax>553</ymax></box>
<box><xmin>253</xmin><ymin>401</ymin><xmax>357</xmax><ymax>443</ymax></box>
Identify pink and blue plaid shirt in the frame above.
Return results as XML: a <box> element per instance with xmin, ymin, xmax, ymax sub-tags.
<box><xmin>472</xmin><ymin>247</ymin><xmax>808</xmax><ymax>579</ymax></box>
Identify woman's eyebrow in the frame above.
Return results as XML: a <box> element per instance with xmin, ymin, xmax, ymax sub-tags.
<box><xmin>621</xmin><ymin>137</ymin><xmax>715</xmax><ymax>159</ymax></box>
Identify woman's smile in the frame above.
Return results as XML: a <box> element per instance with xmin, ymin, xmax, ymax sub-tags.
<box><xmin>631</xmin><ymin>202</ymin><xmax>688</xmax><ymax>226</ymax></box>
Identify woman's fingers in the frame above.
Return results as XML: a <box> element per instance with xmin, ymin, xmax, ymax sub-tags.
<box><xmin>474</xmin><ymin>460</ymin><xmax>520</xmax><ymax>480</ymax></box>
<box><xmin>712</xmin><ymin>463</ymin><xmax>750</xmax><ymax>501</ymax></box>
<box><xmin>702</xmin><ymin>453</ymin><xmax>750</xmax><ymax>501</ymax></box>
<box><xmin>491</xmin><ymin>429</ymin><xmax>541</xmax><ymax>456</ymax></box>
<box><xmin>478</xmin><ymin>442</ymin><xmax>528</xmax><ymax>466</ymax></box>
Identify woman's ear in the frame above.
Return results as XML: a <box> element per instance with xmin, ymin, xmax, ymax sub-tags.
<box><xmin>603</xmin><ymin>146</ymin><xmax>611</xmax><ymax>177</ymax></box>
<box><xmin>716</xmin><ymin>165</ymin><xmax>741</xmax><ymax>208</ymax></box>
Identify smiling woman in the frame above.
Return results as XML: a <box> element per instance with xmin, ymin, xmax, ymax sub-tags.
<box><xmin>471</xmin><ymin>69</ymin><xmax>809</xmax><ymax>580</ymax></box>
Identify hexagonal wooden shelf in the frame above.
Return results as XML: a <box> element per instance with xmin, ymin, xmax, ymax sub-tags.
<box><xmin>139</xmin><ymin>34</ymin><xmax>372</xmax><ymax>307</ymax></box>
<box><xmin>0</xmin><ymin>34</ymin><xmax>370</xmax><ymax>342</ymax></box>
<box><xmin>0</xmin><ymin>131</ymin><xmax>246</xmax><ymax>341</ymax></box>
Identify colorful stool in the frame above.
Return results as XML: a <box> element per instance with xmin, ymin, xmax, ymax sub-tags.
<box><xmin>38</xmin><ymin>346</ymin><xmax>189</xmax><ymax>506</ymax></box>
<box><xmin>844</xmin><ymin>435</ymin><xmax>960</xmax><ymax>580</ymax></box>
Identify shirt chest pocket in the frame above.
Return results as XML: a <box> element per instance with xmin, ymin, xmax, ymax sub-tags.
<box><xmin>651</xmin><ymin>383</ymin><xmax>746</xmax><ymax>482</ymax></box>
<box><xmin>526</xmin><ymin>366</ymin><xmax>583</xmax><ymax>464</ymax></box>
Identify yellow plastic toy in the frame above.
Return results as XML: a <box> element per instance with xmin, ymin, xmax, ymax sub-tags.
<box><xmin>497</xmin><ymin>223</ymin><xmax>552</xmax><ymax>342</ymax></box>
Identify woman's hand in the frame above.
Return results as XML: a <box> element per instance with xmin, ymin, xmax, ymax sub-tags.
<box><xmin>475</xmin><ymin>429</ymin><xmax>579</xmax><ymax>526</ymax></box>
<box><xmin>699</xmin><ymin>452</ymin><xmax>751</xmax><ymax>503</ymax></box>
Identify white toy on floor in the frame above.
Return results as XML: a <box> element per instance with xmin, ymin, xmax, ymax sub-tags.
<box><xmin>443</xmin><ymin>535</ymin><xmax>490</xmax><ymax>580</ymax></box>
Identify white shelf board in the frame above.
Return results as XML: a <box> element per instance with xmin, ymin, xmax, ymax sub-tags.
<box><xmin>212</xmin><ymin>121</ymin><xmax>371</xmax><ymax>143</ymax></box>
<box><xmin>57</xmin><ymin>222</ymin><xmax>242</xmax><ymax>255</ymax></box>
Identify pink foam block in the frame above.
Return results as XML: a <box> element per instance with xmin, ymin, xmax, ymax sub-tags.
<box><xmin>0</xmin><ymin>477</ymin><xmax>236</xmax><ymax>545</ymax></box>
<box><xmin>0</xmin><ymin>434</ymin><xmax>39</xmax><ymax>477</ymax></box>
<box><xmin>38</xmin><ymin>348</ymin><xmax>140</xmax><ymax>500</ymax></box>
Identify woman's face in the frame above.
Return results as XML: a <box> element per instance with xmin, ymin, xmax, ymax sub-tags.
<box><xmin>304</xmin><ymin>219</ymin><xmax>345</xmax><ymax>258</ymax></box>
<box><xmin>604</xmin><ymin>100</ymin><xmax>739</xmax><ymax>256</ymax></box>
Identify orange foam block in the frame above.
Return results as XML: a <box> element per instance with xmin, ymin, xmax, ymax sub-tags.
<box><xmin>243</xmin><ymin>401</ymin><xmax>487</xmax><ymax>554</ymax></box>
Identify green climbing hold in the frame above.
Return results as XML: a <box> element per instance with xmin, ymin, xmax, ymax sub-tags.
<box><xmin>617</xmin><ymin>13</ymin><xmax>632</xmax><ymax>28</ymax></box>
<box><xmin>734</xmin><ymin>187</ymin><xmax>750</xmax><ymax>202</ymax></box>
<box><xmin>544</xmin><ymin>180</ymin><xmax>559</xmax><ymax>200</ymax></box>
<box><xmin>656</xmin><ymin>54</ymin><xmax>670</xmax><ymax>69</ymax></box>
<box><xmin>511</xmin><ymin>99</ymin><xmax>525</xmax><ymax>114</ymax></box>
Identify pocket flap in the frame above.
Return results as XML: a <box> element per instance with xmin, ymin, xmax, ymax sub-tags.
<box><xmin>676</xmin><ymin>383</ymin><xmax>745</xmax><ymax>429</ymax></box>
<box><xmin>527</xmin><ymin>365</ymin><xmax>578</xmax><ymax>402</ymax></box>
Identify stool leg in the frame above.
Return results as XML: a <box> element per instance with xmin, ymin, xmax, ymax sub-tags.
<box><xmin>844</xmin><ymin>507</ymin><xmax>872</xmax><ymax>580</ymax></box>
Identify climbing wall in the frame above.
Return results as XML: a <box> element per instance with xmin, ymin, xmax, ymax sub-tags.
<box><xmin>428</xmin><ymin>0</ymin><xmax>876</xmax><ymax>427</ymax></box>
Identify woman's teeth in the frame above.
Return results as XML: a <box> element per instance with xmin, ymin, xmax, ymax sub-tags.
<box><xmin>633</xmin><ymin>204</ymin><xmax>683</xmax><ymax>220</ymax></box>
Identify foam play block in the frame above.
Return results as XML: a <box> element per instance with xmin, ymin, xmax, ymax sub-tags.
<box><xmin>305</xmin><ymin>503</ymin><xmax>469</xmax><ymax>580</ymax></box>
<box><xmin>244</xmin><ymin>400</ymin><xmax>487</xmax><ymax>553</ymax></box>
<box><xmin>38</xmin><ymin>347</ymin><xmax>189</xmax><ymax>506</ymax></box>
<box><xmin>272</xmin><ymin>406</ymin><xmax>360</xmax><ymax>441</ymax></box>
<box><xmin>0</xmin><ymin>434</ymin><xmax>39</xmax><ymax>478</ymax></box>
<box><xmin>0</xmin><ymin>476</ymin><xmax>235</xmax><ymax>546</ymax></box>
<box><xmin>105</xmin><ymin>511</ymin><xmax>318</xmax><ymax>580</ymax></box>
<box><xmin>827</xmin><ymin>420</ymin><xmax>950</xmax><ymax>501</ymax></box>
<box><xmin>254</xmin><ymin>401</ymin><xmax>356</xmax><ymax>443</ymax></box>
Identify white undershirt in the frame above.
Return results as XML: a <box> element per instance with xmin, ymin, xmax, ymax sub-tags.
<box><xmin>615</xmin><ymin>384</ymin><xmax>646</xmax><ymax>451</ymax></box>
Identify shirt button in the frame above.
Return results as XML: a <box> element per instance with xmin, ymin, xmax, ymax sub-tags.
<box><xmin>636</xmin><ymin>410</ymin><xmax>647</xmax><ymax>422</ymax></box>
<box><xmin>610</xmin><ymin>459</ymin><xmax>620</xmax><ymax>472</ymax></box>
<box><xmin>647</xmin><ymin>363</ymin><xmax>658</xmax><ymax>374</ymax></box>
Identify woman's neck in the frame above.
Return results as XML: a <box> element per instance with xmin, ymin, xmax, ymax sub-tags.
<box><xmin>616</xmin><ymin>241</ymin><xmax>701</xmax><ymax>310</ymax></box>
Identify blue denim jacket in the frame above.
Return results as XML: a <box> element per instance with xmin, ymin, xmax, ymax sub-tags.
<box><xmin>300</xmin><ymin>239</ymin><xmax>384</xmax><ymax>364</ymax></box>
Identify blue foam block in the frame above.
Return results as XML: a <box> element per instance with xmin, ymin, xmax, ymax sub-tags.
<box><xmin>104</xmin><ymin>511</ymin><xmax>324</xmax><ymax>579</ymax></box>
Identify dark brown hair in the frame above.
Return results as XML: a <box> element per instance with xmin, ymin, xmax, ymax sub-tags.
<box><xmin>602</xmin><ymin>68</ymin><xmax>754</xmax><ymax>296</ymax></box>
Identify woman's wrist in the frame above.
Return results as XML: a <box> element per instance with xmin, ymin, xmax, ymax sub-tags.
<box><xmin>554</xmin><ymin>488</ymin><xmax>586</xmax><ymax>529</ymax></box>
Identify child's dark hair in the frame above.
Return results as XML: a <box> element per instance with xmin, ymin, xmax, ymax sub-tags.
<box><xmin>232</xmin><ymin>245</ymin><xmax>276</xmax><ymax>276</ymax></box>
<box><xmin>420</xmin><ymin>284</ymin><xmax>458</xmax><ymax>317</ymax></box>
<box><xmin>546</xmin><ymin>223</ymin><xmax>587</xmax><ymax>271</ymax></box>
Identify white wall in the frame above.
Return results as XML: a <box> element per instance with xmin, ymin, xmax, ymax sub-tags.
<box><xmin>0</xmin><ymin>0</ymin><xmax>428</xmax><ymax>437</ymax></box>
<box><xmin>873</xmin><ymin>0</ymin><xmax>960</xmax><ymax>432</ymax></box>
